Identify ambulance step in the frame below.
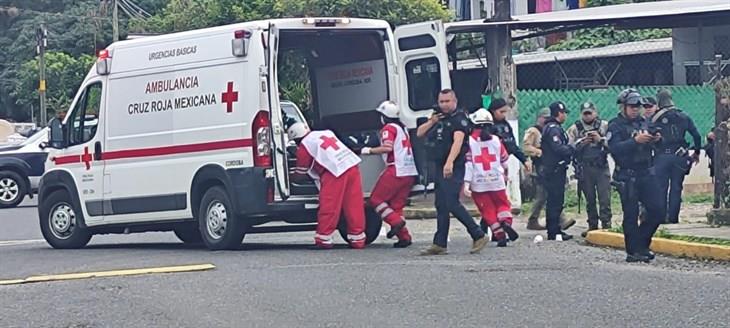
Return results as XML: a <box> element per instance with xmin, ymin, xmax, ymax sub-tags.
<box><xmin>247</xmin><ymin>224</ymin><xmax>318</xmax><ymax>234</ymax></box>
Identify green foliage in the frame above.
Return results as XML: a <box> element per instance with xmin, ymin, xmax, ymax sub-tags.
<box><xmin>608</xmin><ymin>226</ymin><xmax>730</xmax><ymax>246</ymax></box>
<box><xmin>11</xmin><ymin>52</ymin><xmax>94</xmax><ymax>122</ymax></box>
<box><xmin>547</xmin><ymin>27</ymin><xmax>670</xmax><ymax>52</ymax></box>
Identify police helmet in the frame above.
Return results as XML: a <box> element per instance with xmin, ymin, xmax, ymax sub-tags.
<box><xmin>616</xmin><ymin>88</ymin><xmax>639</xmax><ymax>104</ymax></box>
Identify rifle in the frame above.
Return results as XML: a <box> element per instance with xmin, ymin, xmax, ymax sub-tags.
<box><xmin>573</xmin><ymin>159</ymin><xmax>583</xmax><ymax>214</ymax></box>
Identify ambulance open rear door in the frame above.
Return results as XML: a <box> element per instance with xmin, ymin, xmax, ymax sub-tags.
<box><xmin>266</xmin><ymin>23</ymin><xmax>290</xmax><ymax>200</ymax></box>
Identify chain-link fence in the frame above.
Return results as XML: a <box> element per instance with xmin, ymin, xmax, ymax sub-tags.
<box><xmin>505</xmin><ymin>85</ymin><xmax>716</xmax><ymax>138</ymax></box>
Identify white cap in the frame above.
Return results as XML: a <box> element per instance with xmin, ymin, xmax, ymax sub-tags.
<box><xmin>287</xmin><ymin>122</ymin><xmax>310</xmax><ymax>140</ymax></box>
<box><xmin>375</xmin><ymin>100</ymin><xmax>399</xmax><ymax>119</ymax></box>
<box><xmin>469</xmin><ymin>108</ymin><xmax>493</xmax><ymax>125</ymax></box>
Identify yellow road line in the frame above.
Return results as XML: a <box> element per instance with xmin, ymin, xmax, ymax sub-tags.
<box><xmin>0</xmin><ymin>263</ymin><xmax>216</xmax><ymax>286</ymax></box>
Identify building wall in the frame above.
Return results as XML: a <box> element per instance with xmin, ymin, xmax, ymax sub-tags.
<box><xmin>672</xmin><ymin>25</ymin><xmax>730</xmax><ymax>85</ymax></box>
<box><xmin>447</xmin><ymin>0</ymin><xmax>573</xmax><ymax>20</ymax></box>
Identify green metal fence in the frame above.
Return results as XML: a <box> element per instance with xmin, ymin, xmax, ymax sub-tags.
<box><xmin>484</xmin><ymin>86</ymin><xmax>715</xmax><ymax>141</ymax></box>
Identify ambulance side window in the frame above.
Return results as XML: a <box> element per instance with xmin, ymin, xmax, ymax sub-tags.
<box><xmin>405</xmin><ymin>57</ymin><xmax>441</xmax><ymax>111</ymax></box>
<box><xmin>68</xmin><ymin>82</ymin><xmax>102</xmax><ymax>146</ymax></box>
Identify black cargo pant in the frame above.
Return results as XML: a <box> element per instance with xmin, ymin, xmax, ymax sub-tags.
<box><xmin>542</xmin><ymin>168</ymin><xmax>567</xmax><ymax>238</ymax></box>
<box><xmin>432</xmin><ymin>161</ymin><xmax>484</xmax><ymax>248</ymax></box>
<box><xmin>615</xmin><ymin>169</ymin><xmax>665</xmax><ymax>254</ymax></box>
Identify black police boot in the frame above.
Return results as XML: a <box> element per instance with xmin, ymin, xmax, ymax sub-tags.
<box><xmin>501</xmin><ymin>222</ymin><xmax>519</xmax><ymax>241</ymax></box>
<box><xmin>393</xmin><ymin>239</ymin><xmax>412</xmax><ymax>249</ymax></box>
<box><xmin>626</xmin><ymin>253</ymin><xmax>651</xmax><ymax>263</ymax></box>
<box><xmin>581</xmin><ymin>224</ymin><xmax>599</xmax><ymax>238</ymax></box>
<box><xmin>387</xmin><ymin>221</ymin><xmax>406</xmax><ymax>239</ymax></box>
<box><xmin>547</xmin><ymin>233</ymin><xmax>573</xmax><ymax>241</ymax></box>
<box><xmin>639</xmin><ymin>249</ymin><xmax>656</xmax><ymax>260</ymax></box>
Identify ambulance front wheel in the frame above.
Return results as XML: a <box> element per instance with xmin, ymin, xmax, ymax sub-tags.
<box><xmin>197</xmin><ymin>186</ymin><xmax>246</xmax><ymax>250</ymax></box>
<box><xmin>337</xmin><ymin>206</ymin><xmax>382</xmax><ymax>245</ymax></box>
<box><xmin>39</xmin><ymin>190</ymin><xmax>92</xmax><ymax>249</ymax></box>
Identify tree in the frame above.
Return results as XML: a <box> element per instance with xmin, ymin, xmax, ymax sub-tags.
<box><xmin>547</xmin><ymin>0</ymin><xmax>668</xmax><ymax>51</ymax></box>
<box><xmin>11</xmin><ymin>52</ymin><xmax>94</xmax><ymax>122</ymax></box>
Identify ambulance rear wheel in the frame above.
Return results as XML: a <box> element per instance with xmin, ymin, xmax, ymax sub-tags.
<box><xmin>173</xmin><ymin>223</ymin><xmax>203</xmax><ymax>245</ymax></box>
<box><xmin>337</xmin><ymin>206</ymin><xmax>382</xmax><ymax>245</ymax></box>
<box><xmin>198</xmin><ymin>186</ymin><xmax>246</xmax><ymax>250</ymax></box>
<box><xmin>39</xmin><ymin>190</ymin><xmax>92</xmax><ymax>249</ymax></box>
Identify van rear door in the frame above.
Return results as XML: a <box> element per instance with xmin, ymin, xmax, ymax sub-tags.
<box><xmin>394</xmin><ymin>20</ymin><xmax>451</xmax><ymax>128</ymax></box>
<box><xmin>266</xmin><ymin>23</ymin><xmax>290</xmax><ymax>200</ymax></box>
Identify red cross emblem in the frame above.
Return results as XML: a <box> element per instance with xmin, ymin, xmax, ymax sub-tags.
<box><xmin>319</xmin><ymin>136</ymin><xmax>340</xmax><ymax>151</ymax></box>
<box><xmin>221</xmin><ymin>81</ymin><xmax>239</xmax><ymax>113</ymax></box>
<box><xmin>474</xmin><ymin>147</ymin><xmax>497</xmax><ymax>171</ymax></box>
<box><xmin>81</xmin><ymin>147</ymin><xmax>93</xmax><ymax>170</ymax></box>
<box><xmin>401</xmin><ymin>136</ymin><xmax>412</xmax><ymax>155</ymax></box>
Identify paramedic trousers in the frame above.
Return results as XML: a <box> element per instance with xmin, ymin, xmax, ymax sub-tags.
<box><xmin>369</xmin><ymin>166</ymin><xmax>415</xmax><ymax>241</ymax></box>
<box><xmin>433</xmin><ymin>162</ymin><xmax>485</xmax><ymax>248</ymax></box>
<box><xmin>316</xmin><ymin>167</ymin><xmax>366</xmax><ymax>248</ymax></box>
<box><xmin>472</xmin><ymin>190</ymin><xmax>513</xmax><ymax>240</ymax></box>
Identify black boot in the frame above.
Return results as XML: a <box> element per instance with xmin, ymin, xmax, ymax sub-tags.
<box><xmin>387</xmin><ymin>221</ymin><xmax>406</xmax><ymax>239</ymax></box>
<box><xmin>501</xmin><ymin>222</ymin><xmax>519</xmax><ymax>241</ymax></box>
<box><xmin>639</xmin><ymin>249</ymin><xmax>655</xmax><ymax>260</ymax></box>
<box><xmin>581</xmin><ymin>224</ymin><xmax>599</xmax><ymax>238</ymax></box>
<box><xmin>393</xmin><ymin>239</ymin><xmax>412</xmax><ymax>248</ymax></box>
<box><xmin>626</xmin><ymin>253</ymin><xmax>651</xmax><ymax>263</ymax></box>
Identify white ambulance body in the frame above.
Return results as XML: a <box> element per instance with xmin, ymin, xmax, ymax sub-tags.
<box><xmin>38</xmin><ymin>17</ymin><xmax>451</xmax><ymax>250</ymax></box>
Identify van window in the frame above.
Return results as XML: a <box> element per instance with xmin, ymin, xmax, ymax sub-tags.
<box><xmin>68</xmin><ymin>83</ymin><xmax>102</xmax><ymax>146</ymax></box>
<box><xmin>398</xmin><ymin>34</ymin><xmax>436</xmax><ymax>52</ymax></box>
<box><xmin>406</xmin><ymin>57</ymin><xmax>441</xmax><ymax>111</ymax></box>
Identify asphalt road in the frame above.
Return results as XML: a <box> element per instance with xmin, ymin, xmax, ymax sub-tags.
<box><xmin>1</xmin><ymin>199</ymin><xmax>729</xmax><ymax>328</ymax></box>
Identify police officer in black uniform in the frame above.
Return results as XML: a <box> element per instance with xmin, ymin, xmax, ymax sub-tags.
<box><xmin>540</xmin><ymin>101</ymin><xmax>575</xmax><ymax>241</ymax></box>
<box><xmin>416</xmin><ymin>89</ymin><xmax>488</xmax><ymax>255</ymax></box>
<box><xmin>607</xmin><ymin>89</ymin><xmax>665</xmax><ymax>263</ymax></box>
<box><xmin>487</xmin><ymin>98</ymin><xmax>530</xmax><ymax>168</ymax></box>
<box><xmin>651</xmin><ymin>89</ymin><xmax>702</xmax><ymax>224</ymax></box>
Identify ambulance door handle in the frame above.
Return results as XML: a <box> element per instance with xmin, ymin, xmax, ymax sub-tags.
<box><xmin>94</xmin><ymin>142</ymin><xmax>102</xmax><ymax>161</ymax></box>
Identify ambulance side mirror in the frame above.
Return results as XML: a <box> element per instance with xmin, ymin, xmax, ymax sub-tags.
<box><xmin>47</xmin><ymin>118</ymin><xmax>67</xmax><ymax>149</ymax></box>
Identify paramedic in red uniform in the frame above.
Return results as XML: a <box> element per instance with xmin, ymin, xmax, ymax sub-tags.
<box><xmin>288</xmin><ymin>123</ymin><xmax>367</xmax><ymax>249</ymax></box>
<box><xmin>464</xmin><ymin>108</ymin><xmax>519</xmax><ymax>247</ymax></box>
<box><xmin>360</xmin><ymin>101</ymin><xmax>418</xmax><ymax>248</ymax></box>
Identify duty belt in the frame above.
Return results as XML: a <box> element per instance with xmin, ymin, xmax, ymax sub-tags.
<box><xmin>661</xmin><ymin>146</ymin><xmax>688</xmax><ymax>157</ymax></box>
<box><xmin>617</xmin><ymin>167</ymin><xmax>650</xmax><ymax>177</ymax></box>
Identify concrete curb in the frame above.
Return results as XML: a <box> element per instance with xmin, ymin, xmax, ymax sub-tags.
<box><xmin>585</xmin><ymin>231</ymin><xmax>730</xmax><ymax>261</ymax></box>
<box><xmin>404</xmin><ymin>208</ymin><xmax>480</xmax><ymax>220</ymax></box>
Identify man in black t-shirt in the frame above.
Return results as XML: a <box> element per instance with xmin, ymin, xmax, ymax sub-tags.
<box><xmin>416</xmin><ymin>89</ymin><xmax>488</xmax><ymax>255</ymax></box>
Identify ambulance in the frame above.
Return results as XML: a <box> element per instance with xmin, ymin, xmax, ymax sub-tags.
<box><xmin>38</xmin><ymin>17</ymin><xmax>451</xmax><ymax>250</ymax></box>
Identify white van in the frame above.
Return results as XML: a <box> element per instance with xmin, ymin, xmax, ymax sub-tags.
<box><xmin>38</xmin><ymin>17</ymin><xmax>451</xmax><ymax>250</ymax></box>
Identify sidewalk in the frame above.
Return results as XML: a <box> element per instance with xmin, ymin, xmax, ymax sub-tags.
<box><xmin>404</xmin><ymin>193</ymin><xmax>730</xmax><ymax>240</ymax></box>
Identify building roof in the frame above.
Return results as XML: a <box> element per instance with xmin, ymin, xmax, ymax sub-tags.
<box><xmin>456</xmin><ymin>38</ymin><xmax>672</xmax><ymax>70</ymax></box>
<box><xmin>446</xmin><ymin>0</ymin><xmax>730</xmax><ymax>33</ymax></box>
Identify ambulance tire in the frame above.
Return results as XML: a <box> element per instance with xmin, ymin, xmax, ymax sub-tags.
<box><xmin>173</xmin><ymin>223</ymin><xmax>203</xmax><ymax>245</ymax></box>
<box><xmin>337</xmin><ymin>206</ymin><xmax>382</xmax><ymax>245</ymax></box>
<box><xmin>198</xmin><ymin>186</ymin><xmax>246</xmax><ymax>250</ymax></box>
<box><xmin>39</xmin><ymin>190</ymin><xmax>92</xmax><ymax>249</ymax></box>
<box><xmin>0</xmin><ymin>170</ymin><xmax>26</xmax><ymax>208</ymax></box>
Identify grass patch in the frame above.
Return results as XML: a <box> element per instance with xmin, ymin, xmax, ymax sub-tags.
<box><xmin>521</xmin><ymin>189</ymin><xmax>714</xmax><ymax>215</ymax></box>
<box><xmin>607</xmin><ymin>226</ymin><xmax>730</xmax><ymax>247</ymax></box>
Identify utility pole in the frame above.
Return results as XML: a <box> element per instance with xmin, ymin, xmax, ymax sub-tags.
<box><xmin>484</xmin><ymin>0</ymin><xmax>514</xmax><ymax>117</ymax></box>
<box><xmin>36</xmin><ymin>24</ymin><xmax>48</xmax><ymax>127</ymax></box>
<box><xmin>112</xmin><ymin>0</ymin><xmax>119</xmax><ymax>42</ymax></box>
